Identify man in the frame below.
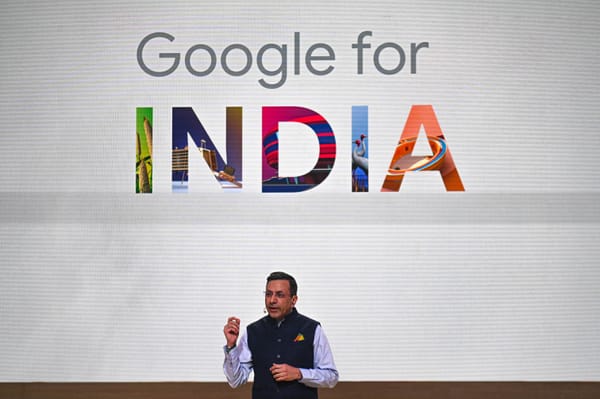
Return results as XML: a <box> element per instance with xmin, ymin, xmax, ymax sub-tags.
<box><xmin>223</xmin><ymin>271</ymin><xmax>339</xmax><ymax>399</ymax></box>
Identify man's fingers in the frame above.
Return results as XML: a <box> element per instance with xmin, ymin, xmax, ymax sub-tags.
<box><xmin>223</xmin><ymin>317</ymin><xmax>241</xmax><ymax>349</ymax></box>
<box><xmin>225</xmin><ymin>317</ymin><xmax>240</xmax><ymax>334</ymax></box>
<box><xmin>270</xmin><ymin>364</ymin><xmax>291</xmax><ymax>381</ymax></box>
<box><xmin>270</xmin><ymin>365</ymin><xmax>279</xmax><ymax>376</ymax></box>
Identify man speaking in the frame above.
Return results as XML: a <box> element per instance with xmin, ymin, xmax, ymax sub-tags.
<box><xmin>223</xmin><ymin>271</ymin><xmax>339</xmax><ymax>399</ymax></box>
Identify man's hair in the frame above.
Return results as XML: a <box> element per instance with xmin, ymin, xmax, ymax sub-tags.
<box><xmin>267</xmin><ymin>271</ymin><xmax>298</xmax><ymax>297</ymax></box>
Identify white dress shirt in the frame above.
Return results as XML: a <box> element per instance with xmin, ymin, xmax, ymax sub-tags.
<box><xmin>223</xmin><ymin>323</ymin><xmax>339</xmax><ymax>388</ymax></box>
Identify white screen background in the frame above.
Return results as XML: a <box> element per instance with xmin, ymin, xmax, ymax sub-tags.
<box><xmin>1</xmin><ymin>0</ymin><xmax>599</xmax><ymax>381</ymax></box>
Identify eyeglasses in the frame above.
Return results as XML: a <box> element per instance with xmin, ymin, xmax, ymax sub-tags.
<box><xmin>264</xmin><ymin>291</ymin><xmax>289</xmax><ymax>299</ymax></box>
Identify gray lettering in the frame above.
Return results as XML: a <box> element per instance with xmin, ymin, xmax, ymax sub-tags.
<box><xmin>305</xmin><ymin>43</ymin><xmax>335</xmax><ymax>76</ymax></box>
<box><xmin>137</xmin><ymin>32</ymin><xmax>180</xmax><ymax>77</ymax></box>
<box><xmin>257</xmin><ymin>44</ymin><xmax>288</xmax><ymax>89</ymax></box>
<box><xmin>374</xmin><ymin>42</ymin><xmax>405</xmax><ymax>75</ymax></box>
<box><xmin>221</xmin><ymin>44</ymin><xmax>252</xmax><ymax>76</ymax></box>
<box><xmin>185</xmin><ymin>44</ymin><xmax>217</xmax><ymax>77</ymax></box>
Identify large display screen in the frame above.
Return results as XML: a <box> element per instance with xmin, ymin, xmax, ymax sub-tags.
<box><xmin>1</xmin><ymin>0</ymin><xmax>599</xmax><ymax>382</ymax></box>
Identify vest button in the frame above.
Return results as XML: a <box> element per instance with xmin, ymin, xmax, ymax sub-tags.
<box><xmin>277</xmin><ymin>338</ymin><xmax>282</xmax><ymax>342</ymax></box>
<box><xmin>276</xmin><ymin>354</ymin><xmax>281</xmax><ymax>358</ymax></box>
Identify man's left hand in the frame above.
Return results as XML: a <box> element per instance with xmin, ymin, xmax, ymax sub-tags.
<box><xmin>270</xmin><ymin>363</ymin><xmax>302</xmax><ymax>382</ymax></box>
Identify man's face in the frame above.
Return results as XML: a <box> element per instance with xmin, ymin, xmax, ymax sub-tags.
<box><xmin>264</xmin><ymin>279</ymin><xmax>297</xmax><ymax>321</ymax></box>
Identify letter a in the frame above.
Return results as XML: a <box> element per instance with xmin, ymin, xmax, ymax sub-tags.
<box><xmin>381</xmin><ymin>105</ymin><xmax>464</xmax><ymax>191</ymax></box>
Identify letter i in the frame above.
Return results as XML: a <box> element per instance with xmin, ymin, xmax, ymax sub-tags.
<box><xmin>351</xmin><ymin>106</ymin><xmax>369</xmax><ymax>192</ymax></box>
<box><xmin>136</xmin><ymin>107</ymin><xmax>153</xmax><ymax>193</ymax></box>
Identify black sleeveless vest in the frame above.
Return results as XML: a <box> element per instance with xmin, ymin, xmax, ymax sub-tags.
<box><xmin>247</xmin><ymin>308</ymin><xmax>319</xmax><ymax>399</ymax></box>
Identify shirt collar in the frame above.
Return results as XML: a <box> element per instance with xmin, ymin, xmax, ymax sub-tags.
<box><xmin>268</xmin><ymin>307</ymin><xmax>298</xmax><ymax>327</ymax></box>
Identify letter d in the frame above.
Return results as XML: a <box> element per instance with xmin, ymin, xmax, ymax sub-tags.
<box><xmin>262</xmin><ymin>106</ymin><xmax>336</xmax><ymax>193</ymax></box>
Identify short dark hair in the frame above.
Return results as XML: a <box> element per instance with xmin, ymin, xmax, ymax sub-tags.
<box><xmin>267</xmin><ymin>271</ymin><xmax>298</xmax><ymax>296</ymax></box>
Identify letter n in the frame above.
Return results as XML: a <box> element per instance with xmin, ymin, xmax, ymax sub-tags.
<box><xmin>172</xmin><ymin>107</ymin><xmax>243</xmax><ymax>192</ymax></box>
<box><xmin>262</xmin><ymin>106</ymin><xmax>336</xmax><ymax>193</ymax></box>
<box><xmin>381</xmin><ymin>105</ymin><xmax>464</xmax><ymax>191</ymax></box>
